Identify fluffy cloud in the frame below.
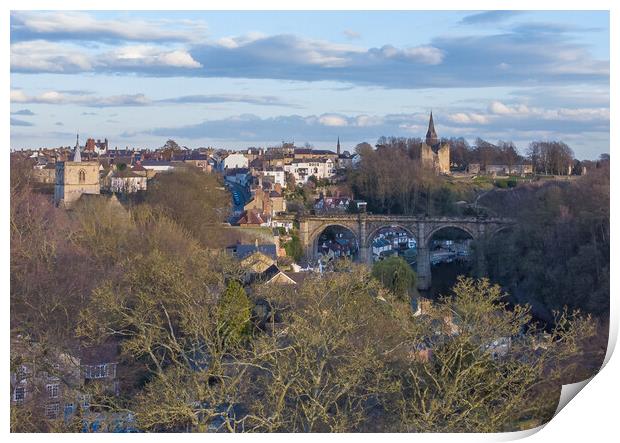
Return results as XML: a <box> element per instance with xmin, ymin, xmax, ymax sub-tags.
<box><xmin>132</xmin><ymin>106</ymin><xmax>608</xmax><ymax>147</ymax></box>
<box><xmin>489</xmin><ymin>101</ymin><xmax>524</xmax><ymax>115</ymax></box>
<box><xmin>318</xmin><ymin>114</ymin><xmax>349</xmax><ymax>127</ymax></box>
<box><xmin>11</xmin><ymin>41</ymin><xmax>94</xmax><ymax>73</ymax></box>
<box><xmin>373</xmin><ymin>45</ymin><xmax>444</xmax><ymax>65</ymax></box>
<box><xmin>11</xmin><ymin>11</ymin><xmax>205</xmax><ymax>43</ymax></box>
<box><xmin>102</xmin><ymin>45</ymin><xmax>202</xmax><ymax>69</ymax></box>
<box><xmin>448</xmin><ymin>113</ymin><xmax>489</xmax><ymax>125</ymax></box>
<box><xmin>10</xmin><ymin>20</ymin><xmax>608</xmax><ymax>90</ymax></box>
<box><xmin>9</xmin><ymin>11</ymin><xmax>608</xmax><ymax>92</ymax></box>
<box><xmin>488</xmin><ymin>100</ymin><xmax>609</xmax><ymax>121</ymax></box>
<box><xmin>355</xmin><ymin>115</ymin><xmax>385</xmax><ymax>127</ymax></box>
<box><xmin>11</xmin><ymin>41</ymin><xmax>202</xmax><ymax>73</ymax></box>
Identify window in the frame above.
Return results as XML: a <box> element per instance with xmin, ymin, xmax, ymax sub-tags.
<box><xmin>13</xmin><ymin>386</ymin><xmax>26</xmax><ymax>403</ymax></box>
<box><xmin>78</xmin><ymin>394</ymin><xmax>91</xmax><ymax>410</ymax></box>
<box><xmin>64</xmin><ymin>403</ymin><xmax>75</xmax><ymax>417</ymax></box>
<box><xmin>78</xmin><ymin>169</ymin><xmax>86</xmax><ymax>184</ymax></box>
<box><xmin>84</xmin><ymin>363</ymin><xmax>116</xmax><ymax>379</ymax></box>
<box><xmin>45</xmin><ymin>402</ymin><xmax>60</xmax><ymax>419</ymax></box>
<box><xmin>47</xmin><ymin>363</ymin><xmax>61</xmax><ymax>381</ymax></box>
<box><xmin>46</xmin><ymin>383</ymin><xmax>59</xmax><ymax>399</ymax></box>
<box><xmin>16</xmin><ymin>364</ymin><xmax>30</xmax><ymax>381</ymax></box>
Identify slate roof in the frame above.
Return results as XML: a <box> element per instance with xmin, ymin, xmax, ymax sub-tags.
<box><xmin>141</xmin><ymin>160</ymin><xmax>174</xmax><ymax>166</ymax></box>
<box><xmin>294</xmin><ymin>148</ymin><xmax>336</xmax><ymax>156</ymax></box>
<box><xmin>234</xmin><ymin>244</ymin><xmax>277</xmax><ymax>261</ymax></box>
<box><xmin>284</xmin><ymin>272</ymin><xmax>311</xmax><ymax>285</ymax></box>
<box><xmin>111</xmin><ymin>170</ymin><xmax>142</xmax><ymax>178</ymax></box>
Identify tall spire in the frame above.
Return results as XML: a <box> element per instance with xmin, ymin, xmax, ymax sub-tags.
<box><xmin>73</xmin><ymin>132</ymin><xmax>81</xmax><ymax>162</ymax></box>
<box><xmin>425</xmin><ymin>111</ymin><xmax>438</xmax><ymax>147</ymax></box>
<box><xmin>337</xmin><ymin>136</ymin><xmax>341</xmax><ymax>156</ymax></box>
<box><xmin>72</xmin><ymin>145</ymin><xmax>82</xmax><ymax>162</ymax></box>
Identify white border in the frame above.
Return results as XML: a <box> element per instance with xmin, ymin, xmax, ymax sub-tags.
<box><xmin>3</xmin><ymin>1</ymin><xmax>616</xmax><ymax>441</ymax></box>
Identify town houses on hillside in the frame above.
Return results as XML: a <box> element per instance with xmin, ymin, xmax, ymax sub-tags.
<box><xmin>14</xmin><ymin>111</ymin><xmax>566</xmax><ymax>213</ymax></box>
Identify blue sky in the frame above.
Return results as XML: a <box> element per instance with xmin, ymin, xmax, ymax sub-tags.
<box><xmin>10</xmin><ymin>10</ymin><xmax>609</xmax><ymax>159</ymax></box>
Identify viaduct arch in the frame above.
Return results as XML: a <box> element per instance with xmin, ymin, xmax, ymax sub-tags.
<box><xmin>278</xmin><ymin>214</ymin><xmax>515</xmax><ymax>290</ymax></box>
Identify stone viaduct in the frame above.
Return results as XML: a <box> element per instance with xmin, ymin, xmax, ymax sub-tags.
<box><xmin>276</xmin><ymin>214</ymin><xmax>515</xmax><ymax>290</ymax></box>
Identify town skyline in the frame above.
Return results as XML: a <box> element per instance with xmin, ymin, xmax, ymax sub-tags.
<box><xmin>10</xmin><ymin>10</ymin><xmax>610</xmax><ymax>159</ymax></box>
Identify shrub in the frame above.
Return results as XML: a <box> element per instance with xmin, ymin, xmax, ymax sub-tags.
<box><xmin>371</xmin><ymin>256</ymin><xmax>417</xmax><ymax>300</ymax></box>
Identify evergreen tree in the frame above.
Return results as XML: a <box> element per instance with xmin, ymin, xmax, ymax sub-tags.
<box><xmin>372</xmin><ymin>256</ymin><xmax>417</xmax><ymax>300</ymax></box>
<box><xmin>217</xmin><ymin>281</ymin><xmax>253</xmax><ymax>346</ymax></box>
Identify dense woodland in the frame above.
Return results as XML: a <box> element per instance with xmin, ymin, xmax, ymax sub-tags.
<box><xmin>371</xmin><ymin>136</ymin><xmax>577</xmax><ymax>175</ymax></box>
<box><xmin>475</xmin><ymin>159</ymin><xmax>610</xmax><ymax>320</ymax></box>
<box><xmin>349</xmin><ymin>140</ymin><xmax>469</xmax><ymax>215</ymax></box>
<box><xmin>349</xmin><ymin>137</ymin><xmax>583</xmax><ymax>216</ymax></box>
<box><xmin>10</xmin><ymin>152</ymin><xmax>608</xmax><ymax>432</ymax></box>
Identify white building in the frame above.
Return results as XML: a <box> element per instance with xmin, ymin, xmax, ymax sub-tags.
<box><xmin>259</xmin><ymin>169</ymin><xmax>286</xmax><ymax>188</ymax></box>
<box><xmin>141</xmin><ymin>160</ymin><xmax>174</xmax><ymax>173</ymax></box>
<box><xmin>271</xmin><ymin>219</ymin><xmax>294</xmax><ymax>232</ymax></box>
<box><xmin>225</xmin><ymin>169</ymin><xmax>250</xmax><ymax>187</ymax></box>
<box><xmin>110</xmin><ymin>171</ymin><xmax>147</xmax><ymax>193</ymax></box>
<box><xmin>372</xmin><ymin>238</ymin><xmax>392</xmax><ymax>257</ymax></box>
<box><xmin>220</xmin><ymin>153</ymin><xmax>249</xmax><ymax>171</ymax></box>
<box><xmin>283</xmin><ymin>158</ymin><xmax>335</xmax><ymax>185</ymax></box>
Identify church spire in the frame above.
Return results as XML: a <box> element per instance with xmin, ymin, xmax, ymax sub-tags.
<box><xmin>73</xmin><ymin>132</ymin><xmax>81</xmax><ymax>162</ymax></box>
<box><xmin>337</xmin><ymin>136</ymin><xmax>341</xmax><ymax>156</ymax></box>
<box><xmin>425</xmin><ymin>111</ymin><xmax>438</xmax><ymax>147</ymax></box>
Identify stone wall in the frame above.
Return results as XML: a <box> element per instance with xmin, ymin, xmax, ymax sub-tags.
<box><xmin>54</xmin><ymin>161</ymin><xmax>100</xmax><ymax>207</ymax></box>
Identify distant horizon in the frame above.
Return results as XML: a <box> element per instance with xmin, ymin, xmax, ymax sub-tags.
<box><xmin>10</xmin><ymin>10</ymin><xmax>609</xmax><ymax>159</ymax></box>
<box><xmin>11</xmin><ymin>128</ymin><xmax>609</xmax><ymax>161</ymax></box>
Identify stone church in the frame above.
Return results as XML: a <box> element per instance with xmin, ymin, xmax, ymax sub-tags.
<box><xmin>54</xmin><ymin>135</ymin><xmax>100</xmax><ymax>207</ymax></box>
<box><xmin>420</xmin><ymin>112</ymin><xmax>450</xmax><ymax>174</ymax></box>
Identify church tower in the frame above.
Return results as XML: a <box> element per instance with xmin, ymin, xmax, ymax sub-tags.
<box><xmin>420</xmin><ymin>112</ymin><xmax>450</xmax><ymax>175</ymax></box>
<box><xmin>54</xmin><ymin>134</ymin><xmax>100</xmax><ymax>207</ymax></box>
<box><xmin>425</xmin><ymin>111</ymin><xmax>439</xmax><ymax>147</ymax></box>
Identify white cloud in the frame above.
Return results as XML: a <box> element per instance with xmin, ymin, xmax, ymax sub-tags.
<box><xmin>488</xmin><ymin>101</ymin><xmax>514</xmax><ymax>115</ymax></box>
<box><xmin>449</xmin><ymin>112</ymin><xmax>490</xmax><ymax>124</ymax></box>
<box><xmin>318</xmin><ymin>114</ymin><xmax>349</xmax><ymax>127</ymax></box>
<box><xmin>11</xmin><ymin>11</ymin><xmax>205</xmax><ymax>43</ymax></box>
<box><xmin>10</xmin><ymin>90</ymin><xmax>29</xmax><ymax>103</ymax></box>
<box><xmin>10</xmin><ymin>89</ymin><xmax>151</xmax><ymax>107</ymax></box>
<box><xmin>487</xmin><ymin>101</ymin><xmax>607</xmax><ymax>121</ymax></box>
<box><xmin>215</xmin><ymin>32</ymin><xmax>267</xmax><ymax>49</ymax></box>
<box><xmin>11</xmin><ymin>41</ymin><xmax>202</xmax><ymax>73</ymax></box>
<box><xmin>375</xmin><ymin>44</ymin><xmax>444</xmax><ymax>65</ymax></box>
<box><xmin>11</xmin><ymin>40</ymin><xmax>93</xmax><ymax>73</ymax></box>
<box><xmin>343</xmin><ymin>29</ymin><xmax>361</xmax><ymax>40</ymax></box>
<box><xmin>489</xmin><ymin>101</ymin><xmax>531</xmax><ymax>115</ymax></box>
<box><xmin>355</xmin><ymin>115</ymin><xmax>384</xmax><ymax>127</ymax></box>
<box><xmin>104</xmin><ymin>45</ymin><xmax>202</xmax><ymax>68</ymax></box>
<box><xmin>11</xmin><ymin>89</ymin><xmax>297</xmax><ymax>109</ymax></box>
<box><xmin>401</xmin><ymin>46</ymin><xmax>445</xmax><ymax>65</ymax></box>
